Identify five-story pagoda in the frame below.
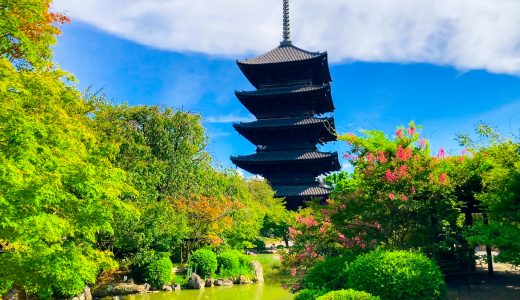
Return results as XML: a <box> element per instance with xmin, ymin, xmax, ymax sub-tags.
<box><xmin>231</xmin><ymin>0</ymin><xmax>340</xmax><ymax>208</ymax></box>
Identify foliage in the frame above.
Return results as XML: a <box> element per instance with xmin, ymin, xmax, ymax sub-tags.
<box><xmin>0</xmin><ymin>0</ymin><xmax>69</xmax><ymax>68</ymax></box>
<box><xmin>131</xmin><ymin>250</ymin><xmax>172</xmax><ymax>287</ymax></box>
<box><xmin>458</xmin><ymin>123</ymin><xmax>520</xmax><ymax>265</ymax></box>
<box><xmin>302</xmin><ymin>256</ymin><xmax>350</xmax><ymax>291</ymax></box>
<box><xmin>146</xmin><ymin>255</ymin><xmax>173</xmax><ymax>287</ymax></box>
<box><xmin>316</xmin><ymin>289</ymin><xmax>380</xmax><ymax>300</ymax></box>
<box><xmin>346</xmin><ymin>250</ymin><xmax>445</xmax><ymax>300</ymax></box>
<box><xmin>0</xmin><ymin>56</ymin><xmax>126</xmax><ymax>297</ymax></box>
<box><xmin>217</xmin><ymin>251</ymin><xmax>240</xmax><ymax>277</ymax></box>
<box><xmin>189</xmin><ymin>249</ymin><xmax>218</xmax><ymax>278</ymax></box>
<box><xmin>216</xmin><ymin>250</ymin><xmax>254</xmax><ymax>277</ymax></box>
<box><xmin>294</xmin><ymin>289</ymin><xmax>327</xmax><ymax>300</ymax></box>
<box><xmin>328</xmin><ymin>123</ymin><xmax>460</xmax><ymax>254</ymax></box>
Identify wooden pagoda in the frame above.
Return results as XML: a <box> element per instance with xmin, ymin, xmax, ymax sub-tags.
<box><xmin>231</xmin><ymin>0</ymin><xmax>340</xmax><ymax>208</ymax></box>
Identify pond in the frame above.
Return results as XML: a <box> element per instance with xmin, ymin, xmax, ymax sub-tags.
<box><xmin>124</xmin><ymin>254</ymin><xmax>294</xmax><ymax>300</ymax></box>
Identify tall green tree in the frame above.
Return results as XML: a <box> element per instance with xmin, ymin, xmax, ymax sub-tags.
<box><xmin>0</xmin><ymin>58</ymin><xmax>133</xmax><ymax>297</ymax></box>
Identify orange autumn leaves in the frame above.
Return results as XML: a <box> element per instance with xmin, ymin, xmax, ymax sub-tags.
<box><xmin>173</xmin><ymin>195</ymin><xmax>242</xmax><ymax>246</ymax></box>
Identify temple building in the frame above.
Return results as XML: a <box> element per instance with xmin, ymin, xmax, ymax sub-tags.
<box><xmin>230</xmin><ymin>0</ymin><xmax>340</xmax><ymax>208</ymax></box>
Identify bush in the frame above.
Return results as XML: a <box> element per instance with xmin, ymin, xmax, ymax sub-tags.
<box><xmin>302</xmin><ymin>256</ymin><xmax>350</xmax><ymax>291</ymax></box>
<box><xmin>316</xmin><ymin>289</ymin><xmax>380</xmax><ymax>300</ymax></box>
<box><xmin>217</xmin><ymin>251</ymin><xmax>240</xmax><ymax>277</ymax></box>
<box><xmin>146</xmin><ymin>256</ymin><xmax>173</xmax><ymax>287</ymax></box>
<box><xmin>131</xmin><ymin>250</ymin><xmax>172</xmax><ymax>287</ymax></box>
<box><xmin>253</xmin><ymin>239</ymin><xmax>266</xmax><ymax>251</ymax></box>
<box><xmin>217</xmin><ymin>250</ymin><xmax>254</xmax><ymax>277</ymax></box>
<box><xmin>189</xmin><ymin>249</ymin><xmax>217</xmax><ymax>278</ymax></box>
<box><xmin>294</xmin><ymin>289</ymin><xmax>327</xmax><ymax>300</ymax></box>
<box><xmin>347</xmin><ymin>250</ymin><xmax>446</xmax><ymax>300</ymax></box>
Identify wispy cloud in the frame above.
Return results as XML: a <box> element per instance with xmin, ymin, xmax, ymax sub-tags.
<box><xmin>205</xmin><ymin>113</ymin><xmax>255</xmax><ymax>123</ymax></box>
<box><xmin>54</xmin><ymin>0</ymin><xmax>520</xmax><ymax>75</ymax></box>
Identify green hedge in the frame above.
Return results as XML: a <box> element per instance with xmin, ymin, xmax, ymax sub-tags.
<box><xmin>294</xmin><ymin>289</ymin><xmax>327</xmax><ymax>300</ymax></box>
<box><xmin>302</xmin><ymin>256</ymin><xmax>350</xmax><ymax>291</ymax></box>
<box><xmin>217</xmin><ymin>250</ymin><xmax>254</xmax><ymax>277</ymax></box>
<box><xmin>347</xmin><ymin>250</ymin><xmax>446</xmax><ymax>300</ymax></box>
<box><xmin>316</xmin><ymin>289</ymin><xmax>380</xmax><ymax>300</ymax></box>
<box><xmin>131</xmin><ymin>250</ymin><xmax>172</xmax><ymax>287</ymax></box>
<box><xmin>190</xmin><ymin>249</ymin><xmax>217</xmax><ymax>278</ymax></box>
<box><xmin>217</xmin><ymin>251</ymin><xmax>240</xmax><ymax>277</ymax></box>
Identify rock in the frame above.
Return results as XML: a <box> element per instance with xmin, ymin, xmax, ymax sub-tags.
<box><xmin>67</xmin><ymin>286</ymin><xmax>92</xmax><ymax>300</ymax></box>
<box><xmin>92</xmin><ymin>283</ymin><xmax>148</xmax><ymax>297</ymax></box>
<box><xmin>252</xmin><ymin>260</ymin><xmax>264</xmax><ymax>282</ymax></box>
<box><xmin>162</xmin><ymin>285</ymin><xmax>172</xmax><ymax>291</ymax></box>
<box><xmin>143</xmin><ymin>283</ymin><xmax>151</xmax><ymax>291</ymax></box>
<box><xmin>214</xmin><ymin>279</ymin><xmax>224</xmax><ymax>286</ymax></box>
<box><xmin>237</xmin><ymin>275</ymin><xmax>249</xmax><ymax>284</ymax></box>
<box><xmin>222</xmin><ymin>279</ymin><xmax>233</xmax><ymax>286</ymax></box>
<box><xmin>205</xmin><ymin>278</ymin><xmax>214</xmax><ymax>287</ymax></box>
<box><xmin>187</xmin><ymin>273</ymin><xmax>205</xmax><ymax>289</ymax></box>
<box><xmin>171</xmin><ymin>284</ymin><xmax>181</xmax><ymax>291</ymax></box>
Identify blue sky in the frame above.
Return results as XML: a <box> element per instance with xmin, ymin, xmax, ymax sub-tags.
<box><xmin>53</xmin><ymin>4</ymin><xmax>520</xmax><ymax>173</ymax></box>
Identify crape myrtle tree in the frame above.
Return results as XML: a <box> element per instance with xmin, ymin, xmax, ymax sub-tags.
<box><xmin>281</xmin><ymin>123</ymin><xmax>464</xmax><ymax>289</ymax></box>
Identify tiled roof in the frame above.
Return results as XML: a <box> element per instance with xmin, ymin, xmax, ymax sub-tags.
<box><xmin>238</xmin><ymin>44</ymin><xmax>326</xmax><ymax>65</ymax></box>
<box><xmin>273</xmin><ymin>184</ymin><xmax>331</xmax><ymax>197</ymax></box>
<box><xmin>234</xmin><ymin>117</ymin><xmax>334</xmax><ymax>129</ymax></box>
<box><xmin>236</xmin><ymin>84</ymin><xmax>328</xmax><ymax>97</ymax></box>
<box><xmin>231</xmin><ymin>150</ymin><xmax>337</xmax><ymax>162</ymax></box>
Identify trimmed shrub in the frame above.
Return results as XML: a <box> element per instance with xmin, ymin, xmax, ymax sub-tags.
<box><xmin>217</xmin><ymin>250</ymin><xmax>254</xmax><ymax>277</ymax></box>
<box><xmin>131</xmin><ymin>250</ymin><xmax>173</xmax><ymax>287</ymax></box>
<box><xmin>146</xmin><ymin>256</ymin><xmax>173</xmax><ymax>287</ymax></box>
<box><xmin>217</xmin><ymin>251</ymin><xmax>240</xmax><ymax>277</ymax></box>
<box><xmin>294</xmin><ymin>289</ymin><xmax>327</xmax><ymax>300</ymax></box>
<box><xmin>316</xmin><ymin>289</ymin><xmax>380</xmax><ymax>300</ymax></box>
<box><xmin>189</xmin><ymin>249</ymin><xmax>217</xmax><ymax>278</ymax></box>
<box><xmin>347</xmin><ymin>250</ymin><xmax>446</xmax><ymax>300</ymax></box>
<box><xmin>302</xmin><ymin>256</ymin><xmax>350</xmax><ymax>291</ymax></box>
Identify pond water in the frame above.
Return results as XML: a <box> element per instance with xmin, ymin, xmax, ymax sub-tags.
<box><xmin>124</xmin><ymin>254</ymin><xmax>294</xmax><ymax>300</ymax></box>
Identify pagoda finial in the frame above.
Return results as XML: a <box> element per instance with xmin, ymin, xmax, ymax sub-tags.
<box><xmin>281</xmin><ymin>0</ymin><xmax>291</xmax><ymax>46</ymax></box>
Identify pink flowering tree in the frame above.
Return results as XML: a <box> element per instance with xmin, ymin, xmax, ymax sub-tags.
<box><xmin>327</xmin><ymin>122</ymin><xmax>461</xmax><ymax>254</ymax></box>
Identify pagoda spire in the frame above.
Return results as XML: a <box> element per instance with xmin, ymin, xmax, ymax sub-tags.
<box><xmin>281</xmin><ymin>0</ymin><xmax>291</xmax><ymax>46</ymax></box>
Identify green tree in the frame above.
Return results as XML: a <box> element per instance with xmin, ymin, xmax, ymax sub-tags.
<box><xmin>0</xmin><ymin>58</ymin><xmax>132</xmax><ymax>297</ymax></box>
<box><xmin>458</xmin><ymin>124</ymin><xmax>520</xmax><ymax>265</ymax></box>
<box><xmin>0</xmin><ymin>0</ymin><xmax>69</xmax><ymax>68</ymax></box>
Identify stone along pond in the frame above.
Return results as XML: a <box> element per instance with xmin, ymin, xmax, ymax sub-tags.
<box><xmin>123</xmin><ymin>254</ymin><xmax>293</xmax><ymax>300</ymax></box>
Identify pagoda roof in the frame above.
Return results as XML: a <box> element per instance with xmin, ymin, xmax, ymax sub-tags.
<box><xmin>236</xmin><ymin>84</ymin><xmax>327</xmax><ymax>97</ymax></box>
<box><xmin>231</xmin><ymin>149</ymin><xmax>337</xmax><ymax>163</ymax></box>
<box><xmin>234</xmin><ymin>116</ymin><xmax>334</xmax><ymax>129</ymax></box>
<box><xmin>273</xmin><ymin>184</ymin><xmax>331</xmax><ymax>197</ymax></box>
<box><xmin>237</xmin><ymin>44</ymin><xmax>326</xmax><ymax>65</ymax></box>
<box><xmin>235</xmin><ymin>84</ymin><xmax>334</xmax><ymax>118</ymax></box>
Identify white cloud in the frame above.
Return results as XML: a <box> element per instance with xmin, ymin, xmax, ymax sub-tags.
<box><xmin>205</xmin><ymin>113</ymin><xmax>255</xmax><ymax>123</ymax></box>
<box><xmin>53</xmin><ymin>0</ymin><xmax>520</xmax><ymax>75</ymax></box>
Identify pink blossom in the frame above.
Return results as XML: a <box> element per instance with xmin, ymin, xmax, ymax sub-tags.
<box><xmin>401</xmin><ymin>194</ymin><xmax>408</xmax><ymax>201</ymax></box>
<box><xmin>305</xmin><ymin>245</ymin><xmax>313</xmax><ymax>254</ymax></box>
<box><xmin>388</xmin><ymin>193</ymin><xmax>395</xmax><ymax>200</ymax></box>
<box><xmin>366</xmin><ymin>153</ymin><xmax>375</xmax><ymax>163</ymax></box>
<box><xmin>385</xmin><ymin>169</ymin><xmax>397</xmax><ymax>182</ymax></box>
<box><xmin>407</xmin><ymin>126</ymin><xmax>416</xmax><ymax>136</ymax></box>
<box><xmin>419</xmin><ymin>138</ymin><xmax>426</xmax><ymax>148</ymax></box>
<box><xmin>395</xmin><ymin>165</ymin><xmax>408</xmax><ymax>177</ymax></box>
<box><xmin>291</xmin><ymin>267</ymin><xmax>297</xmax><ymax>277</ymax></box>
<box><xmin>437</xmin><ymin>147</ymin><xmax>446</xmax><ymax>158</ymax></box>
<box><xmin>396</xmin><ymin>145</ymin><xmax>412</xmax><ymax>161</ymax></box>
<box><xmin>338</xmin><ymin>233</ymin><xmax>348</xmax><ymax>242</ymax></box>
<box><xmin>377</xmin><ymin>151</ymin><xmax>388</xmax><ymax>163</ymax></box>
<box><xmin>396</xmin><ymin>128</ymin><xmax>404</xmax><ymax>138</ymax></box>
<box><xmin>439</xmin><ymin>173</ymin><xmax>448</xmax><ymax>184</ymax></box>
